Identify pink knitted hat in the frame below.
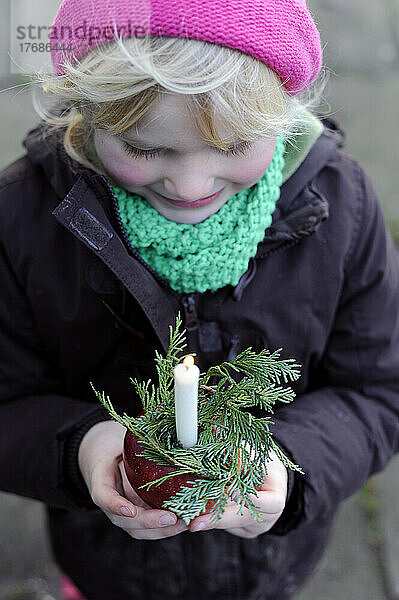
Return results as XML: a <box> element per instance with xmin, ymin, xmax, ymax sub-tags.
<box><xmin>50</xmin><ymin>0</ymin><xmax>322</xmax><ymax>95</ymax></box>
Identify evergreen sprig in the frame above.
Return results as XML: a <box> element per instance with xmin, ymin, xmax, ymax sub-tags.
<box><xmin>91</xmin><ymin>313</ymin><xmax>304</xmax><ymax>526</ymax></box>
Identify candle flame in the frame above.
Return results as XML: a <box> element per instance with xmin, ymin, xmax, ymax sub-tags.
<box><xmin>183</xmin><ymin>355</ymin><xmax>195</xmax><ymax>369</ymax></box>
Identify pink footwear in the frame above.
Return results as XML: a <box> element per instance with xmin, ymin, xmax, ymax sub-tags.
<box><xmin>60</xmin><ymin>574</ymin><xmax>88</xmax><ymax>600</ymax></box>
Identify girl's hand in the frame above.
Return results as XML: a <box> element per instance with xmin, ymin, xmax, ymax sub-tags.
<box><xmin>187</xmin><ymin>449</ymin><xmax>288</xmax><ymax>538</ymax></box>
<box><xmin>77</xmin><ymin>420</ymin><xmax>188</xmax><ymax>540</ymax></box>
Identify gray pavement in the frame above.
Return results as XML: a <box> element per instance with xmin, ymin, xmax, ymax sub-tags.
<box><xmin>0</xmin><ymin>494</ymin><xmax>61</xmax><ymax>600</ymax></box>
<box><xmin>296</xmin><ymin>466</ymin><xmax>398</xmax><ymax>600</ymax></box>
<box><xmin>372</xmin><ymin>457</ymin><xmax>399</xmax><ymax>600</ymax></box>
<box><xmin>1</xmin><ymin>1</ymin><xmax>399</xmax><ymax>598</ymax></box>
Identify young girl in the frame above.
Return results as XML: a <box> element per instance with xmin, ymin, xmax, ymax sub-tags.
<box><xmin>1</xmin><ymin>0</ymin><xmax>399</xmax><ymax>599</ymax></box>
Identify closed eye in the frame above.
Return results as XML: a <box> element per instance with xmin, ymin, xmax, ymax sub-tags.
<box><xmin>122</xmin><ymin>140</ymin><xmax>253</xmax><ymax>160</ymax></box>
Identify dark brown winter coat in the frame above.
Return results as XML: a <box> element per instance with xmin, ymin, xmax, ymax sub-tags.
<box><xmin>0</xmin><ymin>117</ymin><xmax>398</xmax><ymax>600</ymax></box>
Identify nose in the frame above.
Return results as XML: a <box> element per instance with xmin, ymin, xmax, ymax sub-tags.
<box><xmin>163</xmin><ymin>156</ymin><xmax>217</xmax><ymax>201</ymax></box>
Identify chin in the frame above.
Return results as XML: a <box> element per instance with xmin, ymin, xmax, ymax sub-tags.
<box><xmin>165</xmin><ymin>212</ymin><xmax>212</xmax><ymax>225</ymax></box>
<box><xmin>163</xmin><ymin>203</ymin><xmax>224</xmax><ymax>224</ymax></box>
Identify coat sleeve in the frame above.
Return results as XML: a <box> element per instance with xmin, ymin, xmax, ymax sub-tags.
<box><xmin>268</xmin><ymin>162</ymin><xmax>399</xmax><ymax>535</ymax></box>
<box><xmin>0</xmin><ymin>232</ymin><xmax>112</xmax><ymax>511</ymax></box>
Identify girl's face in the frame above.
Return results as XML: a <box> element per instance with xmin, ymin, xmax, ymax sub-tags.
<box><xmin>94</xmin><ymin>92</ymin><xmax>277</xmax><ymax>224</ymax></box>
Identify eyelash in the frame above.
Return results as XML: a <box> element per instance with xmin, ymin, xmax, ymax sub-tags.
<box><xmin>122</xmin><ymin>140</ymin><xmax>253</xmax><ymax>160</ymax></box>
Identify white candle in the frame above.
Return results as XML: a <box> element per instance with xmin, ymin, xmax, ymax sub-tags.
<box><xmin>174</xmin><ymin>355</ymin><xmax>200</xmax><ymax>449</ymax></box>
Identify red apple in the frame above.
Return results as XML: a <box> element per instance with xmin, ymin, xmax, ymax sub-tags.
<box><xmin>123</xmin><ymin>428</ymin><xmax>262</xmax><ymax>517</ymax></box>
<box><xmin>123</xmin><ymin>430</ymin><xmax>211</xmax><ymax>513</ymax></box>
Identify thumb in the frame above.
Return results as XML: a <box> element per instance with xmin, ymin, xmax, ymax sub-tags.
<box><xmin>89</xmin><ymin>455</ymin><xmax>138</xmax><ymax>518</ymax></box>
<box><xmin>118</xmin><ymin>459</ymin><xmax>153</xmax><ymax>509</ymax></box>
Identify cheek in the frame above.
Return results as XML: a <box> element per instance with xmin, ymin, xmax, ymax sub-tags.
<box><xmin>229</xmin><ymin>141</ymin><xmax>277</xmax><ymax>184</ymax></box>
<box><xmin>108</xmin><ymin>158</ymin><xmax>153</xmax><ymax>187</ymax></box>
<box><xmin>232</xmin><ymin>155</ymin><xmax>275</xmax><ymax>183</ymax></box>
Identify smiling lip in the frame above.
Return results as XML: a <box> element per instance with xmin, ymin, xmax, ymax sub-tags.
<box><xmin>154</xmin><ymin>188</ymin><xmax>225</xmax><ymax>208</ymax></box>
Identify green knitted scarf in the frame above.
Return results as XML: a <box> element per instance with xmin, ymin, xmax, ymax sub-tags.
<box><xmin>111</xmin><ymin>135</ymin><xmax>285</xmax><ymax>294</ymax></box>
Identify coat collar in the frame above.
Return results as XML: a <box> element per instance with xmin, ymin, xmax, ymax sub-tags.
<box><xmin>52</xmin><ymin>172</ymin><xmax>179</xmax><ymax>352</ymax></box>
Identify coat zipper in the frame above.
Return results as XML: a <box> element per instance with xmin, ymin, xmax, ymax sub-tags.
<box><xmin>181</xmin><ymin>292</ymin><xmax>200</xmax><ymax>362</ymax></box>
<box><xmin>182</xmin><ymin>294</ymin><xmax>199</xmax><ymax>331</ymax></box>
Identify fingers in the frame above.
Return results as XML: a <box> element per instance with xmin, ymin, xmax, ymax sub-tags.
<box><xmin>89</xmin><ymin>454</ymin><xmax>137</xmax><ymax>515</ymax></box>
<box><xmin>117</xmin><ymin>460</ymin><xmax>152</xmax><ymax>509</ymax></box>
<box><xmin>188</xmin><ymin>490</ymin><xmax>284</xmax><ymax>533</ymax></box>
<box><xmin>247</xmin><ymin>489</ymin><xmax>287</xmax><ymax>516</ymax></box>
<box><xmin>78</xmin><ymin>424</ymin><xmax>189</xmax><ymax>539</ymax></box>
<box><xmin>103</xmin><ymin>502</ymin><xmax>188</xmax><ymax>540</ymax></box>
<box><xmin>188</xmin><ymin>505</ymin><xmax>249</xmax><ymax>532</ymax></box>
<box><xmin>91</xmin><ymin>478</ymin><xmax>138</xmax><ymax>517</ymax></box>
<box><xmin>91</xmin><ymin>455</ymin><xmax>188</xmax><ymax>540</ymax></box>
<box><xmin>116</xmin><ymin>463</ymin><xmax>147</xmax><ymax>508</ymax></box>
<box><xmin>106</xmin><ymin>512</ymin><xmax>189</xmax><ymax>540</ymax></box>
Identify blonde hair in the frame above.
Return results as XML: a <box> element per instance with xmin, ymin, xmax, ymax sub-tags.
<box><xmin>30</xmin><ymin>34</ymin><xmax>328</xmax><ymax>176</ymax></box>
